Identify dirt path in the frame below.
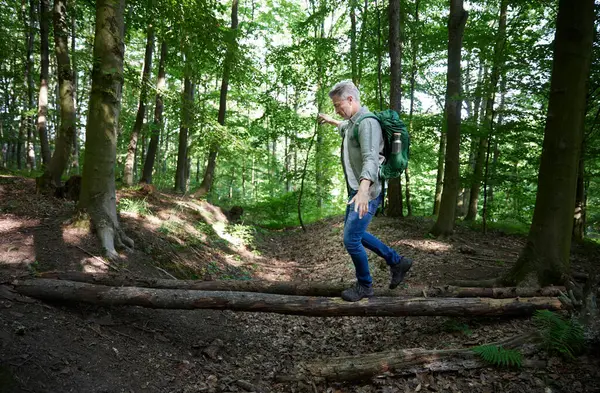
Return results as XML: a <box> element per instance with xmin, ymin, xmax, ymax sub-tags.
<box><xmin>1</xmin><ymin>174</ymin><xmax>599</xmax><ymax>393</ymax></box>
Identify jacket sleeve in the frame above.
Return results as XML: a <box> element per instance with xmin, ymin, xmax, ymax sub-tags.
<box><xmin>357</xmin><ymin>118</ymin><xmax>382</xmax><ymax>183</ymax></box>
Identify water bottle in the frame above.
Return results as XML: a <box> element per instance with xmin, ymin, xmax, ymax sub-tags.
<box><xmin>392</xmin><ymin>133</ymin><xmax>402</xmax><ymax>154</ymax></box>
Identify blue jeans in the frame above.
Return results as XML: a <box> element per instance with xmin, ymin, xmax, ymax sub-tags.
<box><xmin>344</xmin><ymin>190</ymin><xmax>400</xmax><ymax>287</ymax></box>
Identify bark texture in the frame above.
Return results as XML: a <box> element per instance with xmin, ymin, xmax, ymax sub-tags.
<box><xmin>504</xmin><ymin>0</ymin><xmax>594</xmax><ymax>286</ymax></box>
<box><xmin>140</xmin><ymin>40</ymin><xmax>166</xmax><ymax>184</ymax></box>
<box><xmin>12</xmin><ymin>279</ymin><xmax>564</xmax><ymax>317</ymax></box>
<box><xmin>288</xmin><ymin>334</ymin><xmax>541</xmax><ymax>382</ymax></box>
<box><xmin>386</xmin><ymin>0</ymin><xmax>403</xmax><ymax>217</ymax></box>
<box><xmin>46</xmin><ymin>0</ymin><xmax>76</xmax><ymax>185</ymax></box>
<box><xmin>430</xmin><ymin>0</ymin><xmax>467</xmax><ymax>236</ymax></box>
<box><xmin>78</xmin><ymin>0</ymin><xmax>132</xmax><ymax>260</ymax></box>
<box><xmin>124</xmin><ymin>25</ymin><xmax>154</xmax><ymax>186</ymax></box>
<box><xmin>38</xmin><ymin>272</ymin><xmax>566</xmax><ymax>298</ymax></box>
<box><xmin>174</xmin><ymin>76</ymin><xmax>193</xmax><ymax>193</ymax></box>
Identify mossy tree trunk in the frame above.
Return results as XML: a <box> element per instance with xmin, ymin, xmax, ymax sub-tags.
<box><xmin>45</xmin><ymin>0</ymin><xmax>76</xmax><ymax>185</ymax></box>
<box><xmin>504</xmin><ymin>0</ymin><xmax>594</xmax><ymax>286</ymax></box>
<box><xmin>430</xmin><ymin>0</ymin><xmax>467</xmax><ymax>237</ymax></box>
<box><xmin>78</xmin><ymin>0</ymin><xmax>132</xmax><ymax>261</ymax></box>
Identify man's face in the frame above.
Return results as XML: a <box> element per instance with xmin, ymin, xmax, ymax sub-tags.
<box><xmin>331</xmin><ymin>95</ymin><xmax>354</xmax><ymax>120</ymax></box>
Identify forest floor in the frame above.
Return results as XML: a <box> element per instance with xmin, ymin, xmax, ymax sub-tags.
<box><xmin>1</xmin><ymin>172</ymin><xmax>599</xmax><ymax>393</ymax></box>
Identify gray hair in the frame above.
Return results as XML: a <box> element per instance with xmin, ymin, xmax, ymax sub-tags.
<box><xmin>328</xmin><ymin>80</ymin><xmax>360</xmax><ymax>104</ymax></box>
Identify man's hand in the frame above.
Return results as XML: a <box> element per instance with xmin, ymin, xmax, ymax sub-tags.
<box><xmin>318</xmin><ymin>113</ymin><xmax>341</xmax><ymax>127</ymax></box>
<box><xmin>348</xmin><ymin>179</ymin><xmax>371</xmax><ymax>219</ymax></box>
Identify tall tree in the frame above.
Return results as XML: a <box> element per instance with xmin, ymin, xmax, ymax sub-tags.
<box><xmin>350</xmin><ymin>0</ymin><xmax>358</xmax><ymax>85</ymax></box>
<box><xmin>44</xmin><ymin>0</ymin><xmax>76</xmax><ymax>186</ymax></box>
<box><xmin>70</xmin><ymin>5</ymin><xmax>79</xmax><ymax>174</ymax></box>
<box><xmin>124</xmin><ymin>25</ymin><xmax>154</xmax><ymax>186</ymax></box>
<box><xmin>386</xmin><ymin>0</ymin><xmax>403</xmax><ymax>217</ymax></box>
<box><xmin>25</xmin><ymin>0</ymin><xmax>36</xmax><ymax>170</ymax></box>
<box><xmin>404</xmin><ymin>0</ymin><xmax>420</xmax><ymax>217</ymax></box>
<box><xmin>196</xmin><ymin>0</ymin><xmax>238</xmax><ymax>197</ymax></box>
<box><xmin>140</xmin><ymin>40</ymin><xmax>167</xmax><ymax>184</ymax></box>
<box><xmin>174</xmin><ymin>74</ymin><xmax>193</xmax><ymax>193</ymax></box>
<box><xmin>464</xmin><ymin>0</ymin><xmax>507</xmax><ymax>221</ymax></box>
<box><xmin>503</xmin><ymin>0</ymin><xmax>594</xmax><ymax>286</ymax></box>
<box><xmin>430</xmin><ymin>0</ymin><xmax>468</xmax><ymax>237</ymax></box>
<box><xmin>37</xmin><ymin>0</ymin><xmax>51</xmax><ymax>166</ymax></box>
<box><xmin>79</xmin><ymin>0</ymin><xmax>132</xmax><ymax>260</ymax></box>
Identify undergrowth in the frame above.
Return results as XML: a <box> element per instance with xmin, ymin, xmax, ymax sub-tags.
<box><xmin>472</xmin><ymin>345</ymin><xmax>522</xmax><ymax>368</ymax></box>
<box><xmin>533</xmin><ymin>310</ymin><xmax>585</xmax><ymax>359</ymax></box>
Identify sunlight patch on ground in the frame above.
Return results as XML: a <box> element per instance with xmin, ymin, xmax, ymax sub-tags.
<box><xmin>394</xmin><ymin>238</ymin><xmax>452</xmax><ymax>253</ymax></box>
<box><xmin>80</xmin><ymin>257</ymin><xmax>110</xmax><ymax>273</ymax></box>
<box><xmin>0</xmin><ymin>216</ymin><xmax>38</xmax><ymax>234</ymax></box>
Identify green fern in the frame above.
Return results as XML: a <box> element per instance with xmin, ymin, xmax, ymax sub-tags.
<box><xmin>533</xmin><ymin>310</ymin><xmax>584</xmax><ymax>359</ymax></box>
<box><xmin>471</xmin><ymin>345</ymin><xmax>522</xmax><ymax>368</ymax></box>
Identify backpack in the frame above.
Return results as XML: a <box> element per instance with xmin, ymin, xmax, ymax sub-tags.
<box><xmin>353</xmin><ymin>109</ymin><xmax>410</xmax><ymax>180</ymax></box>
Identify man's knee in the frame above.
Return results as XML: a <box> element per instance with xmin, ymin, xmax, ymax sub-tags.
<box><xmin>343</xmin><ymin>231</ymin><xmax>362</xmax><ymax>252</ymax></box>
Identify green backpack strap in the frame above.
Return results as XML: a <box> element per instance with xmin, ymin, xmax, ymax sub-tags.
<box><xmin>352</xmin><ymin>113</ymin><xmax>379</xmax><ymax>141</ymax></box>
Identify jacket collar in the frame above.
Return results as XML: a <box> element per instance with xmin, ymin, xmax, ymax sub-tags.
<box><xmin>349</xmin><ymin>106</ymin><xmax>369</xmax><ymax>125</ymax></box>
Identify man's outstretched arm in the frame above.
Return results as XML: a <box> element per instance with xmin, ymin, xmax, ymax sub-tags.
<box><xmin>317</xmin><ymin>113</ymin><xmax>341</xmax><ymax>127</ymax></box>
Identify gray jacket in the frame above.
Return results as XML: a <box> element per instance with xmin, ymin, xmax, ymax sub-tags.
<box><xmin>338</xmin><ymin>106</ymin><xmax>385</xmax><ymax>200</ymax></box>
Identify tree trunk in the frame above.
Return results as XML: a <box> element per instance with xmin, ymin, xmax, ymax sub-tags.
<box><xmin>78</xmin><ymin>0</ymin><xmax>132</xmax><ymax>260</ymax></box>
<box><xmin>287</xmin><ymin>334</ymin><xmax>541</xmax><ymax>382</ymax></box>
<box><xmin>70</xmin><ymin>6</ymin><xmax>79</xmax><ymax>174</ymax></box>
<box><xmin>45</xmin><ymin>0</ymin><xmax>76</xmax><ymax>186</ymax></box>
<box><xmin>504</xmin><ymin>0</ymin><xmax>594</xmax><ymax>286</ymax></box>
<box><xmin>356</xmin><ymin>0</ymin><xmax>368</xmax><ymax>87</ymax></box>
<box><xmin>465</xmin><ymin>0</ymin><xmax>507</xmax><ymax>222</ymax></box>
<box><xmin>386</xmin><ymin>0</ymin><xmax>403</xmax><ymax>218</ymax></box>
<box><xmin>174</xmin><ymin>76</ymin><xmax>193</xmax><ymax>193</ymax></box>
<box><xmin>38</xmin><ymin>272</ymin><xmax>567</xmax><ymax>299</ymax></box>
<box><xmin>124</xmin><ymin>25</ymin><xmax>154</xmax><ymax>186</ymax></box>
<box><xmin>376</xmin><ymin>0</ymin><xmax>383</xmax><ymax>110</ymax></box>
<box><xmin>12</xmin><ymin>279</ymin><xmax>564</xmax><ymax>317</ymax></box>
<box><xmin>405</xmin><ymin>0</ymin><xmax>419</xmax><ymax>217</ymax></box>
<box><xmin>25</xmin><ymin>0</ymin><xmax>36</xmax><ymax>170</ymax></box>
<box><xmin>140</xmin><ymin>40</ymin><xmax>166</xmax><ymax>184</ymax></box>
<box><xmin>350</xmin><ymin>0</ymin><xmax>358</xmax><ymax>85</ymax></box>
<box><xmin>433</xmin><ymin>130</ymin><xmax>445</xmax><ymax>215</ymax></box>
<box><xmin>572</xmin><ymin>145</ymin><xmax>585</xmax><ymax>242</ymax></box>
<box><xmin>196</xmin><ymin>0</ymin><xmax>238</xmax><ymax>197</ymax></box>
<box><xmin>430</xmin><ymin>0</ymin><xmax>467</xmax><ymax>237</ymax></box>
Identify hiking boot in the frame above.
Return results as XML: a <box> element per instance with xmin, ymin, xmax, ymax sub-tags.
<box><xmin>341</xmin><ymin>282</ymin><xmax>374</xmax><ymax>302</ymax></box>
<box><xmin>389</xmin><ymin>257</ymin><xmax>413</xmax><ymax>289</ymax></box>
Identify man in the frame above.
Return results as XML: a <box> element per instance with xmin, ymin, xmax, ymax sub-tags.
<box><xmin>318</xmin><ymin>80</ymin><xmax>413</xmax><ymax>302</ymax></box>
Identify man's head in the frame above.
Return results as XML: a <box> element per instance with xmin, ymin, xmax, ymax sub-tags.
<box><xmin>329</xmin><ymin>80</ymin><xmax>361</xmax><ymax>120</ymax></box>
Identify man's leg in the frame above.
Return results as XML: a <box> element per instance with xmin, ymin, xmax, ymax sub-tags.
<box><xmin>343</xmin><ymin>206</ymin><xmax>374</xmax><ymax>287</ymax></box>
<box><xmin>361</xmin><ymin>192</ymin><xmax>413</xmax><ymax>289</ymax></box>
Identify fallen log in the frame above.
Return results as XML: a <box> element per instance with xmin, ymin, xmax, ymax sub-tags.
<box><xmin>38</xmin><ymin>272</ymin><xmax>565</xmax><ymax>298</ymax></box>
<box><xmin>284</xmin><ymin>334</ymin><xmax>544</xmax><ymax>382</ymax></box>
<box><xmin>11</xmin><ymin>279</ymin><xmax>564</xmax><ymax>317</ymax></box>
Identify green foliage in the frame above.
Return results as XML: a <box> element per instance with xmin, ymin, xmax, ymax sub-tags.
<box><xmin>533</xmin><ymin>310</ymin><xmax>585</xmax><ymax>359</ymax></box>
<box><xmin>225</xmin><ymin>224</ymin><xmax>257</xmax><ymax>248</ymax></box>
<box><xmin>471</xmin><ymin>345</ymin><xmax>522</xmax><ymax>368</ymax></box>
<box><xmin>118</xmin><ymin>198</ymin><xmax>151</xmax><ymax>216</ymax></box>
